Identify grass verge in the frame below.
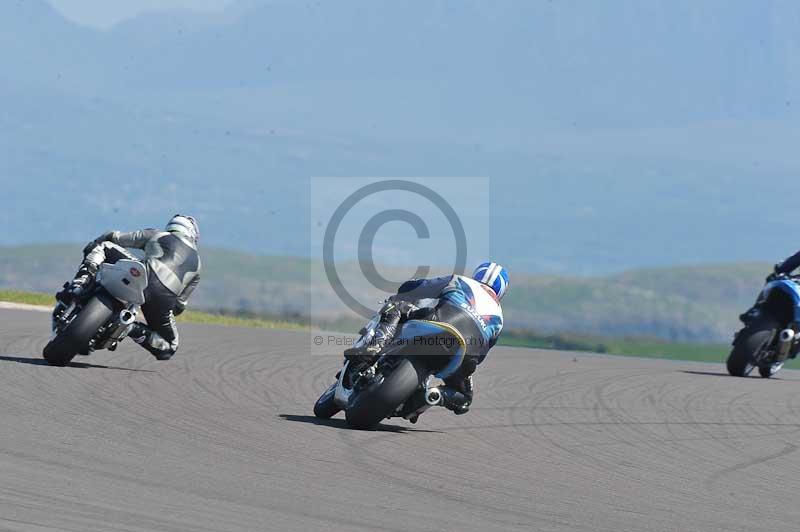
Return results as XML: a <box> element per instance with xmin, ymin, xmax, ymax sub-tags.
<box><xmin>0</xmin><ymin>289</ymin><xmax>307</xmax><ymax>331</ymax></box>
<box><xmin>178</xmin><ymin>310</ymin><xmax>307</xmax><ymax>330</ymax></box>
<box><xmin>0</xmin><ymin>289</ymin><xmax>53</xmax><ymax>306</ymax></box>
<box><xmin>500</xmin><ymin>330</ymin><xmax>732</xmax><ymax>363</ymax></box>
<box><xmin>0</xmin><ymin>289</ymin><xmax>773</xmax><ymax>365</ymax></box>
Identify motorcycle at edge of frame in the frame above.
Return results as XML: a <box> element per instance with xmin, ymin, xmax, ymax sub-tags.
<box><xmin>728</xmin><ymin>273</ymin><xmax>800</xmax><ymax>378</ymax></box>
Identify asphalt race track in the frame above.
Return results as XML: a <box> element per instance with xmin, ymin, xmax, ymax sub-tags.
<box><xmin>2</xmin><ymin>308</ymin><xmax>800</xmax><ymax>532</ymax></box>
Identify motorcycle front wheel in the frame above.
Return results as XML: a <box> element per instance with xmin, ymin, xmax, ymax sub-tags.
<box><xmin>313</xmin><ymin>383</ymin><xmax>341</xmax><ymax>419</ymax></box>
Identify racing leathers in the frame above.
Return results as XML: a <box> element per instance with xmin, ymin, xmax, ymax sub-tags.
<box><xmin>345</xmin><ymin>275</ymin><xmax>504</xmax><ymax>415</ymax></box>
<box><xmin>61</xmin><ymin>229</ymin><xmax>201</xmax><ymax>360</ymax></box>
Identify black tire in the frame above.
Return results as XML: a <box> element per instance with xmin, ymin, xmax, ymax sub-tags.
<box><xmin>43</xmin><ymin>295</ymin><xmax>114</xmax><ymax>366</ymax></box>
<box><xmin>313</xmin><ymin>384</ymin><xmax>341</xmax><ymax>419</ymax></box>
<box><xmin>345</xmin><ymin>359</ymin><xmax>420</xmax><ymax>430</ymax></box>
<box><xmin>727</xmin><ymin>317</ymin><xmax>779</xmax><ymax>377</ymax></box>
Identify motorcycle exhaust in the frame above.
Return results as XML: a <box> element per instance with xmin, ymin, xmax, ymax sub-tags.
<box><xmin>106</xmin><ymin>309</ymin><xmax>137</xmax><ymax>342</ymax></box>
<box><xmin>777</xmin><ymin>328</ymin><xmax>796</xmax><ymax>359</ymax></box>
<box><xmin>425</xmin><ymin>387</ymin><xmax>443</xmax><ymax>406</ymax></box>
<box><xmin>120</xmin><ymin>309</ymin><xmax>136</xmax><ymax>325</ymax></box>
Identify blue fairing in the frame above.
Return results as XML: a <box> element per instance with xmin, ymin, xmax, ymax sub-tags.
<box><xmin>764</xmin><ymin>279</ymin><xmax>800</xmax><ymax>320</ymax></box>
<box><xmin>394</xmin><ymin>320</ymin><xmax>465</xmax><ymax>379</ymax></box>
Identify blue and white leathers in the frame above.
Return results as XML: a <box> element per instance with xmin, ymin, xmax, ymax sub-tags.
<box><xmin>440</xmin><ymin>276</ymin><xmax>504</xmax><ymax>345</ymax></box>
<box><xmin>395</xmin><ymin>274</ymin><xmax>504</xmax><ymax>358</ymax></box>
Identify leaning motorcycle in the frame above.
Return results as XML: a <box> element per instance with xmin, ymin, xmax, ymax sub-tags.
<box><xmin>43</xmin><ymin>259</ymin><xmax>147</xmax><ymax>366</ymax></box>
<box><xmin>314</xmin><ymin>310</ymin><xmax>468</xmax><ymax>429</ymax></box>
<box><xmin>728</xmin><ymin>273</ymin><xmax>800</xmax><ymax>378</ymax></box>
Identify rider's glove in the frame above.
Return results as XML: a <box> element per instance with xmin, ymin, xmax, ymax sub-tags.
<box><xmin>173</xmin><ymin>303</ymin><xmax>186</xmax><ymax>317</ymax></box>
<box><xmin>394</xmin><ymin>300</ymin><xmax>420</xmax><ymax>320</ymax></box>
<box><xmin>380</xmin><ymin>299</ymin><xmax>418</xmax><ymax>319</ymax></box>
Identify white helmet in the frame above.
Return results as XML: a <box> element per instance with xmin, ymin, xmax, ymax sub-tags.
<box><xmin>166</xmin><ymin>214</ymin><xmax>199</xmax><ymax>243</ymax></box>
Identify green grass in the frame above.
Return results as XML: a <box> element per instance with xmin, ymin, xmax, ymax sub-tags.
<box><xmin>3</xmin><ymin>289</ymin><xmax>788</xmax><ymax>366</ymax></box>
<box><xmin>601</xmin><ymin>339</ymin><xmax>728</xmax><ymax>362</ymax></box>
<box><xmin>499</xmin><ymin>329</ymin><xmax>732</xmax><ymax>363</ymax></box>
<box><xmin>0</xmin><ymin>289</ymin><xmax>54</xmax><ymax>306</ymax></box>
<box><xmin>499</xmin><ymin>331</ymin><xmax>800</xmax><ymax>369</ymax></box>
<box><xmin>0</xmin><ymin>244</ymin><xmax>773</xmax><ymax>343</ymax></box>
<box><xmin>0</xmin><ymin>289</ymin><xmax>307</xmax><ymax>331</ymax></box>
<box><xmin>178</xmin><ymin>310</ymin><xmax>307</xmax><ymax>330</ymax></box>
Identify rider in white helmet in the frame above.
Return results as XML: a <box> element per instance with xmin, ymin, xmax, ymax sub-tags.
<box><xmin>57</xmin><ymin>215</ymin><xmax>201</xmax><ymax>360</ymax></box>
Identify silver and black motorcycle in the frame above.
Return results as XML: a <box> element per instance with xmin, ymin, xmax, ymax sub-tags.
<box><xmin>43</xmin><ymin>259</ymin><xmax>148</xmax><ymax>366</ymax></box>
<box><xmin>314</xmin><ymin>309</ymin><xmax>468</xmax><ymax>429</ymax></box>
<box><xmin>727</xmin><ymin>273</ymin><xmax>800</xmax><ymax>378</ymax></box>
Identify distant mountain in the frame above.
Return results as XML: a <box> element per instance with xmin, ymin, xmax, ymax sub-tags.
<box><xmin>0</xmin><ymin>244</ymin><xmax>768</xmax><ymax>342</ymax></box>
<box><xmin>2</xmin><ymin>0</ymin><xmax>800</xmax><ymax>274</ymax></box>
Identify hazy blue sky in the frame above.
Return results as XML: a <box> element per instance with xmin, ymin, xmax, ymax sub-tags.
<box><xmin>6</xmin><ymin>1</ymin><xmax>800</xmax><ymax>274</ymax></box>
<box><xmin>47</xmin><ymin>0</ymin><xmax>233</xmax><ymax>27</ymax></box>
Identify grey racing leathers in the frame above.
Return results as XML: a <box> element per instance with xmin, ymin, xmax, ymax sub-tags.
<box><xmin>80</xmin><ymin>229</ymin><xmax>201</xmax><ymax>360</ymax></box>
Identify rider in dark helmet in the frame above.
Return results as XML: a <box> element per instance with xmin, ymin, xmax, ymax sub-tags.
<box><xmin>56</xmin><ymin>215</ymin><xmax>201</xmax><ymax>361</ymax></box>
<box><xmin>344</xmin><ymin>262</ymin><xmax>508</xmax><ymax>415</ymax></box>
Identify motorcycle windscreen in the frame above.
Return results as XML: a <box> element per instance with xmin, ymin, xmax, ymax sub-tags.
<box><xmin>393</xmin><ymin>320</ymin><xmax>466</xmax><ymax>379</ymax></box>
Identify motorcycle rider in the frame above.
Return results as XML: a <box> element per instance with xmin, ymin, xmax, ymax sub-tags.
<box><xmin>343</xmin><ymin>262</ymin><xmax>508</xmax><ymax>415</ymax></box>
<box><xmin>56</xmin><ymin>215</ymin><xmax>201</xmax><ymax>361</ymax></box>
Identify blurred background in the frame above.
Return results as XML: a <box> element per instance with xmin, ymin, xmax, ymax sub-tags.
<box><xmin>2</xmin><ymin>0</ymin><xmax>799</xmax><ymax>352</ymax></box>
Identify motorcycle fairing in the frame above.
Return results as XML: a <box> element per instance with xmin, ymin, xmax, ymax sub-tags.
<box><xmin>96</xmin><ymin>259</ymin><xmax>148</xmax><ymax>305</ymax></box>
<box><xmin>760</xmin><ymin>279</ymin><xmax>800</xmax><ymax>321</ymax></box>
<box><xmin>331</xmin><ymin>318</ymin><xmax>467</xmax><ymax>411</ymax></box>
<box><xmin>333</xmin><ymin>360</ymin><xmax>353</xmax><ymax>409</ymax></box>
<box><xmin>394</xmin><ymin>319</ymin><xmax>466</xmax><ymax>379</ymax></box>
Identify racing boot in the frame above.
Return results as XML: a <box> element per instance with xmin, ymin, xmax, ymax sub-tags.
<box><xmin>343</xmin><ymin>339</ymin><xmax>384</xmax><ymax>367</ymax></box>
<box><xmin>55</xmin><ymin>265</ymin><xmax>94</xmax><ymax>304</ymax></box>
<box><xmin>343</xmin><ymin>302</ymin><xmax>404</xmax><ymax>366</ymax></box>
<box><xmin>440</xmin><ymin>375</ymin><xmax>474</xmax><ymax>415</ymax></box>
<box><xmin>343</xmin><ymin>322</ymin><xmax>398</xmax><ymax>365</ymax></box>
<box><xmin>128</xmin><ymin>323</ymin><xmax>176</xmax><ymax>361</ymax></box>
<box><xmin>128</xmin><ymin>322</ymin><xmax>150</xmax><ymax>347</ymax></box>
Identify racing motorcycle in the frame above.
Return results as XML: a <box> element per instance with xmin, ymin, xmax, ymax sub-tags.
<box><xmin>727</xmin><ymin>273</ymin><xmax>800</xmax><ymax>378</ymax></box>
<box><xmin>43</xmin><ymin>259</ymin><xmax>147</xmax><ymax>366</ymax></box>
<box><xmin>314</xmin><ymin>308</ymin><xmax>467</xmax><ymax>429</ymax></box>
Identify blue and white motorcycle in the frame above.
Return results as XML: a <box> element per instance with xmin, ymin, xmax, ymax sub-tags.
<box><xmin>314</xmin><ymin>305</ymin><xmax>467</xmax><ymax>429</ymax></box>
<box><xmin>728</xmin><ymin>273</ymin><xmax>800</xmax><ymax>378</ymax></box>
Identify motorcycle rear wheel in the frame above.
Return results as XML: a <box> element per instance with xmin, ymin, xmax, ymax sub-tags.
<box><xmin>727</xmin><ymin>316</ymin><xmax>778</xmax><ymax>377</ymax></box>
<box><xmin>345</xmin><ymin>359</ymin><xmax>420</xmax><ymax>429</ymax></box>
<box><xmin>43</xmin><ymin>294</ymin><xmax>114</xmax><ymax>366</ymax></box>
